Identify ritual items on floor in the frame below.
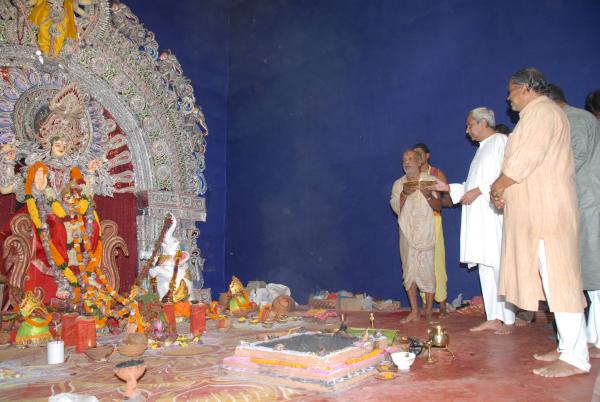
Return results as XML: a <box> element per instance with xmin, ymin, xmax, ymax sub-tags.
<box><xmin>391</xmin><ymin>351</ymin><xmax>416</xmax><ymax>371</ymax></box>
<box><xmin>15</xmin><ymin>291</ymin><xmax>53</xmax><ymax>346</ymax></box>
<box><xmin>76</xmin><ymin>316</ymin><xmax>97</xmax><ymax>353</ymax></box>
<box><xmin>309</xmin><ymin>291</ymin><xmax>401</xmax><ymax>313</ymax></box>
<box><xmin>372</xmin><ymin>299</ymin><xmax>401</xmax><ymax>311</ymax></box>
<box><xmin>227</xmin><ymin>276</ymin><xmax>258</xmax><ymax>317</ymax></box>
<box><xmin>248</xmin><ymin>282</ymin><xmax>292</xmax><ymax>307</ymax></box>
<box><xmin>303</xmin><ymin>308</ymin><xmax>337</xmax><ymax>321</ymax></box>
<box><xmin>189</xmin><ymin>302</ymin><xmax>206</xmax><ymax>336</ymax></box>
<box><xmin>47</xmin><ymin>340</ymin><xmax>65</xmax><ymax>364</ymax></box>
<box><xmin>61</xmin><ymin>313</ymin><xmax>79</xmax><ymax>347</ymax></box>
<box><xmin>217</xmin><ymin>316</ymin><xmax>231</xmax><ymax>331</ymax></box>
<box><xmin>427</xmin><ymin>325</ymin><xmax>449</xmax><ymax>348</ymax></box>
<box><xmin>271</xmin><ymin>295</ymin><xmax>295</xmax><ymax>317</ymax></box>
<box><xmin>84</xmin><ymin>344</ymin><xmax>114</xmax><ymax>362</ymax></box>
<box><xmin>118</xmin><ymin>333</ymin><xmax>148</xmax><ymax>357</ymax></box>
<box><xmin>425</xmin><ymin>325</ymin><xmax>454</xmax><ymax>360</ymax></box>
<box><xmin>114</xmin><ymin>359</ymin><xmax>146</xmax><ymax>399</ymax></box>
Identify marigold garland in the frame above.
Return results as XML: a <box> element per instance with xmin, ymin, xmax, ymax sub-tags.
<box><xmin>250</xmin><ymin>357</ymin><xmax>307</xmax><ymax>369</ymax></box>
<box><xmin>23</xmin><ymin>313</ymin><xmax>52</xmax><ymax>327</ymax></box>
<box><xmin>23</xmin><ymin>162</ymin><xmax>144</xmax><ymax>331</ymax></box>
<box><xmin>345</xmin><ymin>348</ymin><xmax>383</xmax><ymax>365</ymax></box>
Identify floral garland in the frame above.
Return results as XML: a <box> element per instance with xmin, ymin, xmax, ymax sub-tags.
<box><xmin>250</xmin><ymin>357</ymin><xmax>307</xmax><ymax>369</ymax></box>
<box><xmin>70</xmin><ymin>200</ymin><xmax>142</xmax><ymax>329</ymax></box>
<box><xmin>24</xmin><ymin>162</ymin><xmax>80</xmax><ymax>291</ymax></box>
<box><xmin>345</xmin><ymin>349</ymin><xmax>383</xmax><ymax>365</ymax></box>
<box><xmin>24</xmin><ymin>162</ymin><xmax>143</xmax><ymax>331</ymax></box>
<box><xmin>23</xmin><ymin>313</ymin><xmax>53</xmax><ymax>327</ymax></box>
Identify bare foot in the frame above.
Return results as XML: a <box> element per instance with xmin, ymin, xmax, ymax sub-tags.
<box><xmin>533</xmin><ymin>360</ymin><xmax>587</xmax><ymax>378</ymax></box>
<box><xmin>400</xmin><ymin>310</ymin><xmax>420</xmax><ymax>324</ymax></box>
<box><xmin>515</xmin><ymin>317</ymin><xmax>530</xmax><ymax>327</ymax></box>
<box><xmin>469</xmin><ymin>320</ymin><xmax>502</xmax><ymax>332</ymax></box>
<box><xmin>494</xmin><ymin>324</ymin><xmax>514</xmax><ymax>335</ymax></box>
<box><xmin>533</xmin><ymin>349</ymin><xmax>560</xmax><ymax>362</ymax></box>
<box><xmin>589</xmin><ymin>345</ymin><xmax>600</xmax><ymax>359</ymax></box>
<box><xmin>439</xmin><ymin>302</ymin><xmax>448</xmax><ymax>317</ymax></box>
<box><xmin>424</xmin><ymin>311</ymin><xmax>433</xmax><ymax>322</ymax></box>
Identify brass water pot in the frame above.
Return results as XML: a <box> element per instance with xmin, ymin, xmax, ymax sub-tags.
<box><xmin>427</xmin><ymin>325</ymin><xmax>449</xmax><ymax>347</ymax></box>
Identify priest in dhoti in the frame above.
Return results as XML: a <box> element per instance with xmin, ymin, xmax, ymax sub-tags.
<box><xmin>547</xmin><ymin>84</ymin><xmax>600</xmax><ymax>359</ymax></box>
<box><xmin>413</xmin><ymin>143</ymin><xmax>448</xmax><ymax>315</ymax></box>
<box><xmin>431</xmin><ymin>107</ymin><xmax>515</xmax><ymax>334</ymax></box>
<box><xmin>390</xmin><ymin>150</ymin><xmax>441</xmax><ymax>323</ymax></box>
<box><xmin>491</xmin><ymin>68</ymin><xmax>589</xmax><ymax>378</ymax></box>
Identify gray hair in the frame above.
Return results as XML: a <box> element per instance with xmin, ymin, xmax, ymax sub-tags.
<box><xmin>469</xmin><ymin>107</ymin><xmax>496</xmax><ymax>128</ymax></box>
<box><xmin>510</xmin><ymin>67</ymin><xmax>548</xmax><ymax>94</ymax></box>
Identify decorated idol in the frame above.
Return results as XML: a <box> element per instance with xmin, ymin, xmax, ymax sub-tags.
<box><xmin>148</xmin><ymin>212</ymin><xmax>193</xmax><ymax>303</ymax></box>
<box><xmin>1</xmin><ymin>83</ymin><xmax>114</xmax><ymax>303</ymax></box>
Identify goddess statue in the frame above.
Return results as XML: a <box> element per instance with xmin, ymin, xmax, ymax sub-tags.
<box><xmin>0</xmin><ymin>83</ymin><xmax>114</xmax><ymax>304</ymax></box>
<box><xmin>148</xmin><ymin>212</ymin><xmax>193</xmax><ymax>303</ymax></box>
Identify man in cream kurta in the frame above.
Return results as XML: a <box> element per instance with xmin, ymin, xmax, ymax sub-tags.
<box><xmin>390</xmin><ymin>150</ymin><xmax>441</xmax><ymax>323</ymax></box>
<box><xmin>432</xmin><ymin>107</ymin><xmax>514</xmax><ymax>334</ymax></box>
<box><xmin>491</xmin><ymin>68</ymin><xmax>589</xmax><ymax>378</ymax></box>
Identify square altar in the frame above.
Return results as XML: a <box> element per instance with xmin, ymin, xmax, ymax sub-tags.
<box><xmin>223</xmin><ymin>332</ymin><xmax>389</xmax><ymax>391</ymax></box>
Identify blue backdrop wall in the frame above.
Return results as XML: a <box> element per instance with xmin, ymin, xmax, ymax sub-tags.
<box><xmin>124</xmin><ymin>0</ymin><xmax>230</xmax><ymax>295</ymax></box>
<box><xmin>225</xmin><ymin>0</ymin><xmax>600</xmax><ymax>304</ymax></box>
<box><xmin>123</xmin><ymin>0</ymin><xmax>600</xmax><ymax>306</ymax></box>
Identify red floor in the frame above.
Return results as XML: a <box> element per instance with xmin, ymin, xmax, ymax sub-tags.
<box><xmin>321</xmin><ymin>310</ymin><xmax>597</xmax><ymax>402</ymax></box>
<box><xmin>0</xmin><ymin>309</ymin><xmax>596</xmax><ymax>401</ymax></box>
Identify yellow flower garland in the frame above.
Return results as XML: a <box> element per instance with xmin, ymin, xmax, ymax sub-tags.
<box><xmin>345</xmin><ymin>349</ymin><xmax>383</xmax><ymax>365</ymax></box>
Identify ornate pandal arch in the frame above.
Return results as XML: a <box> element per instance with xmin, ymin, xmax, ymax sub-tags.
<box><xmin>0</xmin><ymin>1</ymin><xmax>208</xmax><ymax>297</ymax></box>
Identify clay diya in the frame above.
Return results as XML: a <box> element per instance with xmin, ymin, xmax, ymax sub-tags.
<box><xmin>376</xmin><ymin>361</ymin><xmax>398</xmax><ymax>373</ymax></box>
<box><xmin>84</xmin><ymin>344</ymin><xmax>115</xmax><ymax>361</ymax></box>
<box><xmin>115</xmin><ymin>359</ymin><xmax>146</xmax><ymax>399</ymax></box>
<box><xmin>118</xmin><ymin>333</ymin><xmax>148</xmax><ymax>357</ymax></box>
<box><xmin>217</xmin><ymin>317</ymin><xmax>231</xmax><ymax>331</ymax></box>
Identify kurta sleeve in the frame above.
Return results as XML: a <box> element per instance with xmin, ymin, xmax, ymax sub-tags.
<box><xmin>478</xmin><ymin>136</ymin><xmax>506</xmax><ymax>199</ymax></box>
<box><xmin>502</xmin><ymin>105</ymin><xmax>556</xmax><ymax>183</ymax></box>
<box><xmin>569</xmin><ymin>115</ymin><xmax>593</xmax><ymax>173</ymax></box>
<box><xmin>449</xmin><ymin>182</ymin><xmax>465</xmax><ymax>204</ymax></box>
<box><xmin>390</xmin><ymin>179</ymin><xmax>403</xmax><ymax>215</ymax></box>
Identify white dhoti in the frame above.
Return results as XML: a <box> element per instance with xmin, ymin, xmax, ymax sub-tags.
<box><xmin>399</xmin><ymin>189</ymin><xmax>436</xmax><ymax>294</ymax></box>
<box><xmin>478</xmin><ymin>264</ymin><xmax>515</xmax><ymax>325</ymax></box>
<box><xmin>586</xmin><ymin>290</ymin><xmax>600</xmax><ymax>348</ymax></box>
<box><xmin>538</xmin><ymin>241</ymin><xmax>590</xmax><ymax>372</ymax></box>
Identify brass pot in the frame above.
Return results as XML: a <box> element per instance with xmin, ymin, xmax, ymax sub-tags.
<box><xmin>427</xmin><ymin>325</ymin><xmax>449</xmax><ymax>347</ymax></box>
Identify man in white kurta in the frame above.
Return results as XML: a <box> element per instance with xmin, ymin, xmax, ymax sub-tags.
<box><xmin>432</xmin><ymin>108</ymin><xmax>515</xmax><ymax>334</ymax></box>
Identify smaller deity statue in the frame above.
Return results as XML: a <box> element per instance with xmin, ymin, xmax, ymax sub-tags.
<box><xmin>15</xmin><ymin>291</ymin><xmax>53</xmax><ymax>346</ymax></box>
<box><xmin>227</xmin><ymin>276</ymin><xmax>257</xmax><ymax>317</ymax></box>
<box><xmin>148</xmin><ymin>213</ymin><xmax>193</xmax><ymax>303</ymax></box>
<box><xmin>27</xmin><ymin>0</ymin><xmax>96</xmax><ymax>57</ymax></box>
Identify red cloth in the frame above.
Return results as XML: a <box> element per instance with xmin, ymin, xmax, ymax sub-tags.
<box><xmin>162</xmin><ymin>303</ymin><xmax>177</xmax><ymax>335</ymax></box>
<box><xmin>95</xmin><ymin>193</ymin><xmax>138</xmax><ymax>293</ymax></box>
